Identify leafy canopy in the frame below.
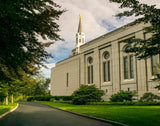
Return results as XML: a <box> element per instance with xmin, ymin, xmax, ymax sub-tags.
<box><xmin>0</xmin><ymin>0</ymin><xmax>65</xmax><ymax>82</ymax></box>
<box><xmin>109</xmin><ymin>0</ymin><xmax>160</xmax><ymax>59</ymax></box>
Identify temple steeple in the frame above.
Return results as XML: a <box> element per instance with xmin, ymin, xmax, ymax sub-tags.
<box><xmin>74</xmin><ymin>13</ymin><xmax>85</xmax><ymax>54</ymax></box>
<box><xmin>78</xmin><ymin>14</ymin><xmax>82</xmax><ymax>33</ymax></box>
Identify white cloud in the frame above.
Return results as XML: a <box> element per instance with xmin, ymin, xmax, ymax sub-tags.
<box><xmin>41</xmin><ymin>0</ymin><xmax>160</xmax><ymax>77</ymax></box>
<box><xmin>139</xmin><ymin>0</ymin><xmax>160</xmax><ymax>8</ymax></box>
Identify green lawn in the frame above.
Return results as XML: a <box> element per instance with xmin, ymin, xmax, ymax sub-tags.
<box><xmin>0</xmin><ymin>103</ymin><xmax>17</xmax><ymax>116</ymax></box>
<box><xmin>39</xmin><ymin>101</ymin><xmax>160</xmax><ymax>126</ymax></box>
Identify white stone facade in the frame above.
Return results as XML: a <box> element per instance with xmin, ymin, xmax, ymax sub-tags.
<box><xmin>51</xmin><ymin>22</ymin><xmax>160</xmax><ymax>101</ymax></box>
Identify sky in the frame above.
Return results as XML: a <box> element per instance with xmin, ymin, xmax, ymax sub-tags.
<box><xmin>41</xmin><ymin>0</ymin><xmax>160</xmax><ymax>78</ymax></box>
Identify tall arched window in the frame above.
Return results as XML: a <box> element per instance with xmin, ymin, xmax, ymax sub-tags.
<box><xmin>123</xmin><ymin>45</ymin><xmax>134</xmax><ymax>79</ymax></box>
<box><xmin>87</xmin><ymin>57</ymin><xmax>93</xmax><ymax>84</ymax></box>
<box><xmin>103</xmin><ymin>51</ymin><xmax>110</xmax><ymax>82</ymax></box>
<box><xmin>151</xmin><ymin>55</ymin><xmax>157</xmax><ymax>76</ymax></box>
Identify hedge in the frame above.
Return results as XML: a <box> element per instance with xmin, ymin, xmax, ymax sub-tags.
<box><xmin>27</xmin><ymin>95</ymin><xmax>72</xmax><ymax>101</ymax></box>
<box><xmin>88</xmin><ymin>101</ymin><xmax>160</xmax><ymax>106</ymax></box>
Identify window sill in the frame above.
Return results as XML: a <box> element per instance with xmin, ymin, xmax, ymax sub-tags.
<box><xmin>101</xmin><ymin>82</ymin><xmax>112</xmax><ymax>86</ymax></box>
<box><xmin>121</xmin><ymin>79</ymin><xmax>136</xmax><ymax>85</ymax></box>
<box><xmin>86</xmin><ymin>84</ymin><xmax>95</xmax><ymax>86</ymax></box>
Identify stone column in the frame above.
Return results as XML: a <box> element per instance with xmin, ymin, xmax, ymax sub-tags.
<box><xmin>111</xmin><ymin>41</ymin><xmax>120</xmax><ymax>94</ymax></box>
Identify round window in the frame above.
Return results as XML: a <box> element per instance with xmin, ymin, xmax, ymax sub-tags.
<box><xmin>88</xmin><ymin>57</ymin><xmax>93</xmax><ymax>64</ymax></box>
<box><xmin>103</xmin><ymin>51</ymin><xmax>110</xmax><ymax>59</ymax></box>
<box><xmin>124</xmin><ymin>45</ymin><xmax>132</xmax><ymax>52</ymax></box>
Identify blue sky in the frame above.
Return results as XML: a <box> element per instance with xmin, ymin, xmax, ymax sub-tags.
<box><xmin>41</xmin><ymin>0</ymin><xmax>160</xmax><ymax>78</ymax></box>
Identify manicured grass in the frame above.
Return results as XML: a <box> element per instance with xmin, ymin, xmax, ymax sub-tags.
<box><xmin>0</xmin><ymin>103</ymin><xmax>17</xmax><ymax>116</ymax></box>
<box><xmin>38</xmin><ymin>101</ymin><xmax>160</xmax><ymax>126</ymax></box>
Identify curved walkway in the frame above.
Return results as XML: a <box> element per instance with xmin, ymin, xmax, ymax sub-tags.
<box><xmin>0</xmin><ymin>102</ymin><xmax>113</xmax><ymax>126</ymax></box>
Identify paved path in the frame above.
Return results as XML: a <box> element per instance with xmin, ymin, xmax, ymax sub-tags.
<box><xmin>0</xmin><ymin>102</ymin><xmax>113</xmax><ymax>126</ymax></box>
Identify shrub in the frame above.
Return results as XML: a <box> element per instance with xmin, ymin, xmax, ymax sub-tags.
<box><xmin>27</xmin><ymin>95</ymin><xmax>52</xmax><ymax>101</ymax></box>
<box><xmin>139</xmin><ymin>92</ymin><xmax>160</xmax><ymax>102</ymax></box>
<box><xmin>135</xmin><ymin>102</ymin><xmax>160</xmax><ymax>106</ymax></box>
<box><xmin>71</xmin><ymin>85</ymin><xmax>104</xmax><ymax>105</ymax></box>
<box><xmin>53</xmin><ymin>96</ymin><xmax>72</xmax><ymax>101</ymax></box>
<box><xmin>88</xmin><ymin>101</ymin><xmax>160</xmax><ymax>105</ymax></box>
<box><xmin>27</xmin><ymin>95</ymin><xmax>72</xmax><ymax>102</ymax></box>
<box><xmin>110</xmin><ymin>91</ymin><xmax>135</xmax><ymax>102</ymax></box>
<box><xmin>50</xmin><ymin>98</ymin><xmax>56</xmax><ymax>102</ymax></box>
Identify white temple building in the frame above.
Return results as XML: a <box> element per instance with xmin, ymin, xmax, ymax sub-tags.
<box><xmin>51</xmin><ymin>14</ymin><xmax>160</xmax><ymax>101</ymax></box>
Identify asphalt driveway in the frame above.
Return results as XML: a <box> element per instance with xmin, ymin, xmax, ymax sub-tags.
<box><xmin>0</xmin><ymin>102</ymin><xmax>113</xmax><ymax>126</ymax></box>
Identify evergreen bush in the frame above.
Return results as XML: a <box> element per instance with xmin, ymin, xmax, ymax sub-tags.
<box><xmin>110</xmin><ymin>91</ymin><xmax>135</xmax><ymax>102</ymax></box>
<box><xmin>139</xmin><ymin>92</ymin><xmax>160</xmax><ymax>102</ymax></box>
<box><xmin>71</xmin><ymin>85</ymin><xmax>104</xmax><ymax>105</ymax></box>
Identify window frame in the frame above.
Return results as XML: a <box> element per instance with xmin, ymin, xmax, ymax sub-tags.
<box><xmin>123</xmin><ymin>45</ymin><xmax>134</xmax><ymax>80</ymax></box>
<box><xmin>103</xmin><ymin>51</ymin><xmax>111</xmax><ymax>82</ymax></box>
<box><xmin>151</xmin><ymin>55</ymin><xmax>157</xmax><ymax>76</ymax></box>
<box><xmin>66</xmin><ymin>73</ymin><xmax>69</xmax><ymax>87</ymax></box>
<box><xmin>87</xmin><ymin>57</ymin><xmax>94</xmax><ymax>84</ymax></box>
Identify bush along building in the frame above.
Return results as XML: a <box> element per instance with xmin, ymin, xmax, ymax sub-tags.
<box><xmin>51</xmin><ymin>14</ymin><xmax>160</xmax><ymax>101</ymax></box>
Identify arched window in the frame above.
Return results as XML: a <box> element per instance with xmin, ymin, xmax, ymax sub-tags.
<box><xmin>151</xmin><ymin>55</ymin><xmax>157</xmax><ymax>76</ymax></box>
<box><xmin>103</xmin><ymin>51</ymin><xmax>110</xmax><ymax>82</ymax></box>
<box><xmin>87</xmin><ymin>57</ymin><xmax>93</xmax><ymax>84</ymax></box>
<box><xmin>123</xmin><ymin>45</ymin><xmax>134</xmax><ymax>79</ymax></box>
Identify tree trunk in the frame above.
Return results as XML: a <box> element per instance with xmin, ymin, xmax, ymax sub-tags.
<box><xmin>5</xmin><ymin>93</ymin><xmax>8</xmax><ymax>105</ymax></box>
<box><xmin>11</xmin><ymin>94</ymin><xmax>14</xmax><ymax>104</ymax></box>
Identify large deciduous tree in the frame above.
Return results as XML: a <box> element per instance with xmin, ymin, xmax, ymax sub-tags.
<box><xmin>109</xmin><ymin>0</ymin><xmax>160</xmax><ymax>89</ymax></box>
<box><xmin>0</xmin><ymin>0</ymin><xmax>65</xmax><ymax>82</ymax></box>
<box><xmin>109</xmin><ymin>0</ymin><xmax>160</xmax><ymax>59</ymax></box>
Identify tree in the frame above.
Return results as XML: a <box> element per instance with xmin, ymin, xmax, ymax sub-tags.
<box><xmin>0</xmin><ymin>0</ymin><xmax>65</xmax><ymax>82</ymax></box>
<box><xmin>18</xmin><ymin>74</ymin><xmax>50</xmax><ymax>96</ymax></box>
<box><xmin>0</xmin><ymin>82</ymin><xmax>7</xmax><ymax>103</ymax></box>
<box><xmin>71</xmin><ymin>85</ymin><xmax>104</xmax><ymax>105</ymax></box>
<box><xmin>109</xmin><ymin>0</ymin><xmax>160</xmax><ymax>59</ymax></box>
<box><xmin>31</xmin><ymin>76</ymin><xmax>50</xmax><ymax>96</ymax></box>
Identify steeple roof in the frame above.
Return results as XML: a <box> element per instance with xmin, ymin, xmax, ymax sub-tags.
<box><xmin>78</xmin><ymin>13</ymin><xmax>82</xmax><ymax>33</ymax></box>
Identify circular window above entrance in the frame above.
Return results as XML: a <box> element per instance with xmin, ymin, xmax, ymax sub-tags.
<box><xmin>103</xmin><ymin>51</ymin><xmax>110</xmax><ymax>59</ymax></box>
<box><xmin>88</xmin><ymin>57</ymin><xmax>93</xmax><ymax>64</ymax></box>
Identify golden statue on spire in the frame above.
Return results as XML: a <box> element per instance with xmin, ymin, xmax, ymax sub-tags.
<box><xmin>78</xmin><ymin>13</ymin><xmax>82</xmax><ymax>33</ymax></box>
<box><xmin>79</xmin><ymin>13</ymin><xmax>81</xmax><ymax>19</ymax></box>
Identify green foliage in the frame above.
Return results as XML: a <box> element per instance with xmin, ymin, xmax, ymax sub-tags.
<box><xmin>135</xmin><ymin>102</ymin><xmax>160</xmax><ymax>106</ymax></box>
<box><xmin>0</xmin><ymin>103</ymin><xmax>18</xmax><ymax>115</ymax></box>
<box><xmin>27</xmin><ymin>95</ymin><xmax>52</xmax><ymax>101</ymax></box>
<box><xmin>27</xmin><ymin>95</ymin><xmax>72</xmax><ymax>102</ymax></box>
<box><xmin>0</xmin><ymin>73</ymin><xmax>51</xmax><ymax>104</ymax></box>
<box><xmin>0</xmin><ymin>0</ymin><xmax>65</xmax><ymax>82</ymax></box>
<box><xmin>88</xmin><ymin>101</ymin><xmax>160</xmax><ymax>106</ymax></box>
<box><xmin>110</xmin><ymin>91</ymin><xmax>135</xmax><ymax>102</ymax></box>
<box><xmin>18</xmin><ymin>74</ymin><xmax>50</xmax><ymax>96</ymax></box>
<box><xmin>0</xmin><ymin>91</ymin><xmax>6</xmax><ymax>102</ymax></box>
<box><xmin>152</xmin><ymin>64</ymin><xmax>160</xmax><ymax>90</ymax></box>
<box><xmin>50</xmin><ymin>98</ymin><xmax>56</xmax><ymax>102</ymax></box>
<box><xmin>109</xmin><ymin>0</ymin><xmax>160</xmax><ymax>59</ymax></box>
<box><xmin>71</xmin><ymin>85</ymin><xmax>104</xmax><ymax>105</ymax></box>
<box><xmin>139</xmin><ymin>92</ymin><xmax>160</xmax><ymax>102</ymax></box>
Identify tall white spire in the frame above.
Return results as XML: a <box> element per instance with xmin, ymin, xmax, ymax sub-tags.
<box><xmin>78</xmin><ymin>13</ymin><xmax>82</xmax><ymax>33</ymax></box>
<box><xmin>75</xmin><ymin>13</ymin><xmax>85</xmax><ymax>54</ymax></box>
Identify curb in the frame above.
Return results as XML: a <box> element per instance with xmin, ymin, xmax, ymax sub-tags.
<box><xmin>0</xmin><ymin>103</ymin><xmax>19</xmax><ymax>119</ymax></box>
<box><xmin>38</xmin><ymin>102</ymin><xmax>129</xmax><ymax>126</ymax></box>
